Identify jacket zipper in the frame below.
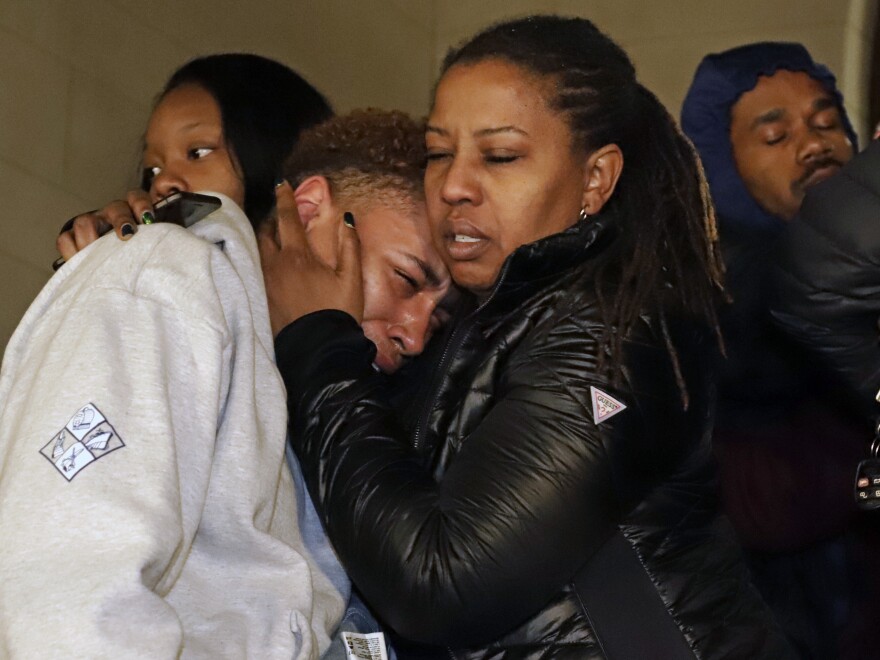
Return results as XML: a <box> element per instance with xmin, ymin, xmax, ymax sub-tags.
<box><xmin>412</xmin><ymin>260</ymin><xmax>513</xmax><ymax>660</ymax></box>
<box><xmin>411</xmin><ymin>259</ymin><xmax>512</xmax><ymax>450</ymax></box>
<box><xmin>419</xmin><ymin>227</ymin><xmax>593</xmax><ymax>656</ymax></box>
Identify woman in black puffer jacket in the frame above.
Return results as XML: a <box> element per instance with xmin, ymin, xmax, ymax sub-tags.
<box><xmin>264</xmin><ymin>15</ymin><xmax>793</xmax><ymax>659</ymax></box>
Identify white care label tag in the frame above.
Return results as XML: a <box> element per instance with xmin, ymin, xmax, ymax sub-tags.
<box><xmin>590</xmin><ymin>386</ymin><xmax>627</xmax><ymax>424</ymax></box>
<box><xmin>342</xmin><ymin>631</ymin><xmax>389</xmax><ymax>660</ymax></box>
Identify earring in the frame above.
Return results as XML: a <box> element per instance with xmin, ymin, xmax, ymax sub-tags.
<box><xmin>578</xmin><ymin>206</ymin><xmax>590</xmax><ymax>222</ymax></box>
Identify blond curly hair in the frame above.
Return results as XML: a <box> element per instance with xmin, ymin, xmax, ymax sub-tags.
<box><xmin>282</xmin><ymin>108</ymin><xmax>426</xmax><ymax>214</ymax></box>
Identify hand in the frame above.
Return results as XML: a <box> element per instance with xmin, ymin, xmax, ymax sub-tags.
<box><xmin>55</xmin><ymin>190</ymin><xmax>155</xmax><ymax>262</ymax></box>
<box><xmin>258</xmin><ymin>182</ymin><xmax>363</xmax><ymax>337</ymax></box>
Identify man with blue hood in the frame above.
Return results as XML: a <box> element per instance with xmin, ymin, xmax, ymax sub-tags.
<box><xmin>682</xmin><ymin>43</ymin><xmax>865</xmax><ymax>658</ymax></box>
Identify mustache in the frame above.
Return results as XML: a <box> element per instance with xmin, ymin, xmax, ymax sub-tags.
<box><xmin>792</xmin><ymin>157</ymin><xmax>845</xmax><ymax>192</ymax></box>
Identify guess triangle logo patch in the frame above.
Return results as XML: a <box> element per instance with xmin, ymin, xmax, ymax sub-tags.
<box><xmin>590</xmin><ymin>386</ymin><xmax>627</xmax><ymax>425</ymax></box>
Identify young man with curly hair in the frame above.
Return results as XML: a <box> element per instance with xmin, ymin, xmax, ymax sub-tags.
<box><xmin>266</xmin><ymin>109</ymin><xmax>451</xmax><ymax>374</ymax></box>
<box><xmin>262</xmin><ymin>108</ymin><xmax>453</xmax><ymax>659</ymax></box>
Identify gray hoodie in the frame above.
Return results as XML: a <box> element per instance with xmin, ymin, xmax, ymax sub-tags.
<box><xmin>0</xmin><ymin>195</ymin><xmax>344</xmax><ymax>658</ymax></box>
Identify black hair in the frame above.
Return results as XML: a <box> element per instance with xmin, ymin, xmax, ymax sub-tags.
<box><xmin>442</xmin><ymin>15</ymin><xmax>725</xmax><ymax>407</ymax></box>
<box><xmin>151</xmin><ymin>53</ymin><xmax>333</xmax><ymax>228</ymax></box>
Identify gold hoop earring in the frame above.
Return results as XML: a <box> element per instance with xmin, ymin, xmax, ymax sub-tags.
<box><xmin>578</xmin><ymin>206</ymin><xmax>590</xmax><ymax>222</ymax></box>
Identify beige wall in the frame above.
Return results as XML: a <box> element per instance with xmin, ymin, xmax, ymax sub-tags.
<box><xmin>0</xmin><ymin>0</ymin><xmax>437</xmax><ymax>354</ymax></box>
<box><xmin>0</xmin><ymin>0</ymin><xmax>875</xmax><ymax>355</ymax></box>
<box><xmin>433</xmin><ymin>0</ymin><xmax>876</xmax><ymax>141</ymax></box>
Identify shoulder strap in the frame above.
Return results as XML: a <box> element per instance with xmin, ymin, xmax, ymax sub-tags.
<box><xmin>573</xmin><ymin>530</ymin><xmax>694</xmax><ymax>659</ymax></box>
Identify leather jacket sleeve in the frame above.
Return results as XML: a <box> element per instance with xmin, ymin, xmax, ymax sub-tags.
<box><xmin>772</xmin><ymin>140</ymin><xmax>880</xmax><ymax>420</ymax></box>
<box><xmin>276</xmin><ymin>309</ymin><xmax>638</xmax><ymax>647</ymax></box>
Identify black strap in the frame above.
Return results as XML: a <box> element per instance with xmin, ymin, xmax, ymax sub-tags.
<box><xmin>573</xmin><ymin>530</ymin><xmax>694</xmax><ymax>659</ymax></box>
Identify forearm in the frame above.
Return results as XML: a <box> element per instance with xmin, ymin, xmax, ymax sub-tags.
<box><xmin>772</xmin><ymin>300</ymin><xmax>880</xmax><ymax>417</ymax></box>
<box><xmin>276</xmin><ymin>312</ymin><xmax>612</xmax><ymax>646</ymax></box>
<box><xmin>773</xmin><ymin>165</ymin><xmax>880</xmax><ymax>418</ymax></box>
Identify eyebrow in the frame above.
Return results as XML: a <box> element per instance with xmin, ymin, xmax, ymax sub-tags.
<box><xmin>749</xmin><ymin>95</ymin><xmax>838</xmax><ymax>131</ymax></box>
<box><xmin>475</xmin><ymin>125</ymin><xmax>528</xmax><ymax>138</ymax></box>
<box><xmin>180</xmin><ymin>120</ymin><xmax>210</xmax><ymax>132</ymax></box>
<box><xmin>812</xmin><ymin>96</ymin><xmax>837</xmax><ymax>113</ymax></box>
<box><xmin>403</xmin><ymin>253</ymin><xmax>445</xmax><ymax>288</ymax></box>
<box><xmin>750</xmin><ymin>108</ymin><xmax>785</xmax><ymax>131</ymax></box>
<box><xmin>425</xmin><ymin>125</ymin><xmax>529</xmax><ymax>138</ymax></box>
<box><xmin>143</xmin><ymin>121</ymin><xmax>211</xmax><ymax>150</ymax></box>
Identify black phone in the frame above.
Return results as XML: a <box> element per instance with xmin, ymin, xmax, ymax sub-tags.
<box><xmin>153</xmin><ymin>192</ymin><xmax>222</xmax><ymax>227</ymax></box>
<box><xmin>51</xmin><ymin>192</ymin><xmax>223</xmax><ymax>272</ymax></box>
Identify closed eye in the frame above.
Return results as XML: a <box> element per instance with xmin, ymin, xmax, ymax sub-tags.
<box><xmin>395</xmin><ymin>269</ymin><xmax>419</xmax><ymax>290</ymax></box>
<box><xmin>485</xmin><ymin>154</ymin><xmax>519</xmax><ymax>164</ymax></box>
<box><xmin>815</xmin><ymin>119</ymin><xmax>841</xmax><ymax>131</ymax></box>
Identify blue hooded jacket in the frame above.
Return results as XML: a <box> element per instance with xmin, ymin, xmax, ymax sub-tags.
<box><xmin>681</xmin><ymin>43</ymin><xmax>859</xmax><ymax>428</ymax></box>
<box><xmin>681</xmin><ymin>42</ymin><xmax>857</xmax><ymax>233</ymax></box>
<box><xmin>681</xmin><ymin>46</ymin><xmax>869</xmax><ymax>660</ymax></box>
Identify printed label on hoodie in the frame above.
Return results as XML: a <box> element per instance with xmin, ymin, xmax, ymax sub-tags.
<box><xmin>40</xmin><ymin>403</ymin><xmax>124</xmax><ymax>481</ymax></box>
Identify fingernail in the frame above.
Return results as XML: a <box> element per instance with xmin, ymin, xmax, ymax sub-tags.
<box><xmin>121</xmin><ymin>223</ymin><xmax>135</xmax><ymax>239</ymax></box>
<box><xmin>343</xmin><ymin>211</ymin><xmax>356</xmax><ymax>228</ymax></box>
<box><xmin>142</xmin><ymin>211</ymin><xmax>155</xmax><ymax>224</ymax></box>
<box><xmin>275</xmin><ymin>179</ymin><xmax>286</xmax><ymax>189</ymax></box>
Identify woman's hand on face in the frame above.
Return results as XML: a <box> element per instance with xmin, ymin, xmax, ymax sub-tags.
<box><xmin>55</xmin><ymin>190</ymin><xmax>155</xmax><ymax>262</ymax></box>
<box><xmin>258</xmin><ymin>182</ymin><xmax>364</xmax><ymax>337</ymax></box>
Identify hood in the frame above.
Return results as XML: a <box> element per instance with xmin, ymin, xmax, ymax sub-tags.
<box><xmin>681</xmin><ymin>42</ymin><xmax>858</xmax><ymax>232</ymax></box>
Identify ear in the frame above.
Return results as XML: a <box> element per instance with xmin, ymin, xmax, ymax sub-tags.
<box><xmin>292</xmin><ymin>174</ymin><xmax>341</xmax><ymax>268</ymax></box>
<box><xmin>292</xmin><ymin>175</ymin><xmax>333</xmax><ymax>228</ymax></box>
<box><xmin>580</xmin><ymin>144</ymin><xmax>624</xmax><ymax>216</ymax></box>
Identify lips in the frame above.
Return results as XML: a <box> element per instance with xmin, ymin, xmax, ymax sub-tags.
<box><xmin>372</xmin><ymin>347</ymin><xmax>400</xmax><ymax>374</ymax></box>
<box><xmin>443</xmin><ymin>220</ymin><xmax>490</xmax><ymax>261</ymax></box>
<box><xmin>796</xmin><ymin>160</ymin><xmax>843</xmax><ymax>194</ymax></box>
<box><xmin>802</xmin><ymin>164</ymin><xmax>840</xmax><ymax>190</ymax></box>
<box><xmin>363</xmin><ymin>323</ymin><xmax>402</xmax><ymax>374</ymax></box>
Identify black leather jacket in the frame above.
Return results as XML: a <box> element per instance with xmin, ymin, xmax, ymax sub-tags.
<box><xmin>773</xmin><ymin>140</ymin><xmax>880</xmax><ymax>420</ymax></box>
<box><xmin>277</xmin><ymin>213</ymin><xmax>792</xmax><ymax>659</ymax></box>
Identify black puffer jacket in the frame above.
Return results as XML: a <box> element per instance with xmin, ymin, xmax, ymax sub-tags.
<box><xmin>773</xmin><ymin>139</ymin><xmax>880</xmax><ymax>420</ymax></box>
<box><xmin>277</xmin><ymin>214</ymin><xmax>792</xmax><ymax>659</ymax></box>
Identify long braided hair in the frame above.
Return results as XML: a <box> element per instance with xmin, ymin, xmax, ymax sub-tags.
<box><xmin>441</xmin><ymin>15</ymin><xmax>725</xmax><ymax>407</ymax></box>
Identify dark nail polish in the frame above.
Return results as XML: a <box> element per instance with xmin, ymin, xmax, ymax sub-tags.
<box><xmin>121</xmin><ymin>223</ymin><xmax>135</xmax><ymax>237</ymax></box>
<box><xmin>142</xmin><ymin>211</ymin><xmax>154</xmax><ymax>225</ymax></box>
<box><xmin>343</xmin><ymin>211</ymin><xmax>356</xmax><ymax>228</ymax></box>
<box><xmin>275</xmin><ymin>179</ymin><xmax>286</xmax><ymax>189</ymax></box>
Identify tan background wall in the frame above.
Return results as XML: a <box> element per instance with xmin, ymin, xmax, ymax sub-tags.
<box><xmin>1</xmin><ymin>0</ymin><xmax>875</xmax><ymax>356</ymax></box>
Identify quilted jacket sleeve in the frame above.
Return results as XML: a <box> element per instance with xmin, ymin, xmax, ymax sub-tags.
<box><xmin>276</xmin><ymin>307</ymin><xmax>682</xmax><ymax>647</ymax></box>
<box><xmin>772</xmin><ymin>140</ymin><xmax>880</xmax><ymax>419</ymax></box>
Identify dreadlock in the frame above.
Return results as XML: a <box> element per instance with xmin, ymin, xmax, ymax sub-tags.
<box><xmin>441</xmin><ymin>15</ymin><xmax>726</xmax><ymax>408</ymax></box>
